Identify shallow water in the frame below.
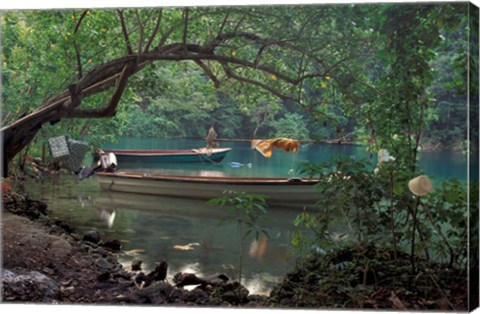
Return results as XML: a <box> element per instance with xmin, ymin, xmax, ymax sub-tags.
<box><xmin>22</xmin><ymin>174</ymin><xmax>304</xmax><ymax>294</ymax></box>
<box><xmin>20</xmin><ymin>138</ymin><xmax>473</xmax><ymax>294</ymax></box>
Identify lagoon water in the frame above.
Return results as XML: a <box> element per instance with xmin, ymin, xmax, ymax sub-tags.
<box><xmin>103</xmin><ymin>137</ymin><xmax>473</xmax><ymax>180</ymax></box>
<box><xmin>21</xmin><ymin>137</ymin><xmax>474</xmax><ymax>294</ymax></box>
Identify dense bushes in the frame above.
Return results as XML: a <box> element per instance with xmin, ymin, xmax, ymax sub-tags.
<box><xmin>283</xmin><ymin>156</ymin><xmax>474</xmax><ymax>309</ymax></box>
<box><xmin>291</xmin><ymin>157</ymin><xmax>471</xmax><ymax>277</ymax></box>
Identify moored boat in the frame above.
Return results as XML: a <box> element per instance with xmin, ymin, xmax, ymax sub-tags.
<box><xmin>99</xmin><ymin>147</ymin><xmax>232</xmax><ymax>163</ymax></box>
<box><xmin>96</xmin><ymin>171</ymin><xmax>320</xmax><ymax>207</ymax></box>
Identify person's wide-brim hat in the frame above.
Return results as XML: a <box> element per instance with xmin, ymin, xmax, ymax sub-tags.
<box><xmin>408</xmin><ymin>175</ymin><xmax>433</xmax><ymax>196</ymax></box>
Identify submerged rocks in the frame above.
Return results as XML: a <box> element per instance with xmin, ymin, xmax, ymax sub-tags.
<box><xmin>184</xmin><ymin>287</ymin><xmax>210</xmax><ymax>305</ymax></box>
<box><xmin>54</xmin><ymin>220</ymin><xmax>75</xmax><ymax>234</ymax></box>
<box><xmin>145</xmin><ymin>260</ymin><xmax>168</xmax><ymax>285</ymax></box>
<box><xmin>82</xmin><ymin>231</ymin><xmax>122</xmax><ymax>251</ymax></box>
<box><xmin>125</xmin><ymin>268</ymin><xmax>259</xmax><ymax>306</ymax></box>
<box><xmin>173</xmin><ymin>272</ymin><xmax>229</xmax><ymax>288</ymax></box>
<box><xmin>220</xmin><ymin>281</ymin><xmax>250</xmax><ymax>305</ymax></box>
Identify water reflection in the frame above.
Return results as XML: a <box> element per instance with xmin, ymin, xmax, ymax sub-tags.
<box><xmin>249</xmin><ymin>235</ymin><xmax>269</xmax><ymax>260</ymax></box>
<box><xmin>77</xmin><ymin>194</ymin><xmax>116</xmax><ymax>228</ymax></box>
<box><xmin>18</xmin><ymin>139</ymin><xmax>471</xmax><ymax>295</ymax></box>
<box><xmin>94</xmin><ymin>190</ymin><xmax>298</xmax><ymax>295</ymax></box>
<box><xmin>22</xmin><ymin>176</ymin><xmax>299</xmax><ymax>294</ymax></box>
<box><xmin>96</xmin><ymin>191</ymin><xmax>234</xmax><ymax>219</ymax></box>
<box><xmin>98</xmin><ymin>209</ymin><xmax>116</xmax><ymax>228</ymax></box>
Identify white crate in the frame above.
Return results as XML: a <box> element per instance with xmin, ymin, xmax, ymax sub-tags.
<box><xmin>48</xmin><ymin>136</ymin><xmax>70</xmax><ymax>159</ymax></box>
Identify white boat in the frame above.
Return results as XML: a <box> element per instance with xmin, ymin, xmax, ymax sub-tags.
<box><xmin>96</xmin><ymin>171</ymin><xmax>320</xmax><ymax>207</ymax></box>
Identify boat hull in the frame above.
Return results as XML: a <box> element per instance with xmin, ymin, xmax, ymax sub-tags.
<box><xmin>101</xmin><ymin>148</ymin><xmax>231</xmax><ymax>163</ymax></box>
<box><xmin>96</xmin><ymin>172</ymin><xmax>320</xmax><ymax>207</ymax></box>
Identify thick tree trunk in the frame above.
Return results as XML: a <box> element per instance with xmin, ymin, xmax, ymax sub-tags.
<box><xmin>2</xmin><ymin>120</ymin><xmax>44</xmax><ymax>177</ymax></box>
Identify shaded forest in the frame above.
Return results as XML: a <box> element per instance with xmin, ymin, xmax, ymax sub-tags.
<box><xmin>1</xmin><ymin>3</ymin><xmax>478</xmax><ymax>170</ymax></box>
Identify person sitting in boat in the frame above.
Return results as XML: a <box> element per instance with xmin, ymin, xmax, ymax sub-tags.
<box><xmin>206</xmin><ymin>125</ymin><xmax>219</xmax><ymax>149</ymax></box>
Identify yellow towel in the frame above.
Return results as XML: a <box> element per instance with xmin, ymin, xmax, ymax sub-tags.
<box><xmin>251</xmin><ymin>138</ymin><xmax>299</xmax><ymax>158</ymax></box>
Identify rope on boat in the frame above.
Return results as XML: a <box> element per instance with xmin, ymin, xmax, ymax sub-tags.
<box><xmin>199</xmin><ymin>151</ymin><xmax>221</xmax><ymax>165</ymax></box>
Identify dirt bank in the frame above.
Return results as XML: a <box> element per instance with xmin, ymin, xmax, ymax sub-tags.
<box><xmin>2</xmin><ymin>200</ymin><xmax>133</xmax><ymax>304</ymax></box>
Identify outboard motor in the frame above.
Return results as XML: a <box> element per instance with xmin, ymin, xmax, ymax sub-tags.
<box><xmin>100</xmin><ymin>152</ymin><xmax>117</xmax><ymax>172</ymax></box>
<box><xmin>78</xmin><ymin>152</ymin><xmax>117</xmax><ymax>180</ymax></box>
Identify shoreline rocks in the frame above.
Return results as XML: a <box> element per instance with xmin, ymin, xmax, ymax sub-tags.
<box><xmin>2</xmin><ymin>268</ymin><xmax>60</xmax><ymax>303</ymax></box>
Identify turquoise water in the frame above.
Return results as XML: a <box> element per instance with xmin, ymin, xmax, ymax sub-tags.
<box><xmin>103</xmin><ymin>137</ymin><xmax>473</xmax><ymax>180</ymax></box>
<box><xmin>21</xmin><ymin>137</ymin><xmax>474</xmax><ymax>295</ymax></box>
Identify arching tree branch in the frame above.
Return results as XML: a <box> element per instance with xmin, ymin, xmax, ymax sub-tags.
<box><xmin>67</xmin><ymin>64</ymin><xmax>136</xmax><ymax>118</ymax></box>
<box><xmin>74</xmin><ymin>9</ymin><xmax>90</xmax><ymax>34</ymax></box>
<box><xmin>217</xmin><ymin>12</ymin><xmax>230</xmax><ymax>37</ymax></box>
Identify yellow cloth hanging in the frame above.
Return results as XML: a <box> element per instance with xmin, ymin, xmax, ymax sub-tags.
<box><xmin>251</xmin><ymin>138</ymin><xmax>300</xmax><ymax>158</ymax></box>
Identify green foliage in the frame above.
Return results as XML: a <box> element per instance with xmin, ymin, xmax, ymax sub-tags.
<box><xmin>208</xmin><ymin>190</ymin><xmax>269</xmax><ymax>283</ymax></box>
<box><xmin>115</xmin><ymin>103</ymin><xmax>184</xmax><ymax>138</ymax></box>
<box><xmin>2</xmin><ymin>3</ymin><xmax>472</xmax><ymax>161</ymax></box>
<box><xmin>208</xmin><ymin>190</ymin><xmax>269</xmax><ymax>240</ymax></box>
<box><xmin>1</xmin><ymin>10</ymin><xmax>125</xmax><ymax>163</ymax></box>
<box><xmin>290</xmin><ymin>209</ymin><xmax>332</xmax><ymax>263</ymax></box>
<box><xmin>423</xmin><ymin>12</ymin><xmax>470</xmax><ymax>150</ymax></box>
<box><xmin>343</xmin><ymin>3</ymin><xmax>469</xmax><ymax>161</ymax></box>
<box><xmin>296</xmin><ymin>157</ymin><xmax>385</xmax><ymax>246</ymax></box>
<box><xmin>269</xmin><ymin>113</ymin><xmax>311</xmax><ymax>140</ymax></box>
<box><xmin>1</xmin><ymin>4</ymin><xmax>473</xmax><ymax>306</ymax></box>
<box><xmin>270</xmin><ymin>242</ymin><xmax>466</xmax><ymax>309</ymax></box>
<box><xmin>292</xmin><ymin>157</ymin><xmax>469</xmax><ymax>273</ymax></box>
<box><xmin>422</xmin><ymin>178</ymin><xmax>469</xmax><ymax>264</ymax></box>
<box><xmin>284</xmin><ymin>5</ymin><xmax>473</xmax><ymax>279</ymax></box>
